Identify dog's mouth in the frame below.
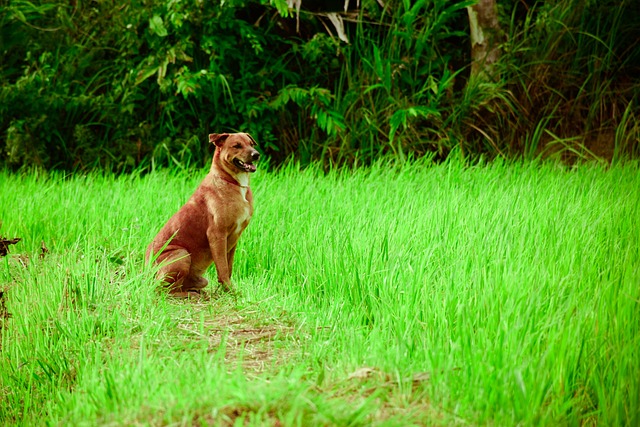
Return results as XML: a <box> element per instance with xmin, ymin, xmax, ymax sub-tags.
<box><xmin>232</xmin><ymin>158</ymin><xmax>257</xmax><ymax>173</ymax></box>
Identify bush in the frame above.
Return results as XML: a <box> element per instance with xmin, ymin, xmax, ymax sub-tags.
<box><xmin>1</xmin><ymin>0</ymin><xmax>638</xmax><ymax>171</ymax></box>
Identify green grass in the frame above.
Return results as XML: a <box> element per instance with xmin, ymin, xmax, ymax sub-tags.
<box><xmin>1</xmin><ymin>160</ymin><xmax>639</xmax><ymax>425</ymax></box>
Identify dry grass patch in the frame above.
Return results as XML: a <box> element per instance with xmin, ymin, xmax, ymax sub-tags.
<box><xmin>169</xmin><ymin>294</ymin><xmax>302</xmax><ymax>373</ymax></box>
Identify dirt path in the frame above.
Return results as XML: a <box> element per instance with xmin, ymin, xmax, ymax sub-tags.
<box><xmin>168</xmin><ymin>294</ymin><xmax>301</xmax><ymax>373</ymax></box>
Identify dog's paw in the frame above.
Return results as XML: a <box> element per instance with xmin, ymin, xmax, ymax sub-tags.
<box><xmin>191</xmin><ymin>277</ymin><xmax>209</xmax><ymax>290</ymax></box>
<box><xmin>215</xmin><ymin>282</ymin><xmax>241</xmax><ymax>300</ymax></box>
<box><xmin>169</xmin><ymin>289</ymin><xmax>206</xmax><ymax>300</ymax></box>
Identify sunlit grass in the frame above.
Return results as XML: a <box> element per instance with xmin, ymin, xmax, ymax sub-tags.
<box><xmin>1</xmin><ymin>160</ymin><xmax>639</xmax><ymax>425</ymax></box>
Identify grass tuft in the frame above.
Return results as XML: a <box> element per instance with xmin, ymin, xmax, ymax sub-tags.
<box><xmin>1</xmin><ymin>160</ymin><xmax>639</xmax><ymax>425</ymax></box>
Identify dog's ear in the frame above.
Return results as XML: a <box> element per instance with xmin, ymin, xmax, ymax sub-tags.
<box><xmin>209</xmin><ymin>133</ymin><xmax>230</xmax><ymax>147</ymax></box>
<box><xmin>246</xmin><ymin>133</ymin><xmax>257</xmax><ymax>146</ymax></box>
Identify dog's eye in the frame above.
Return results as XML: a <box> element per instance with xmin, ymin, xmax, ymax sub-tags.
<box><xmin>234</xmin><ymin>144</ymin><xmax>242</xmax><ymax>149</ymax></box>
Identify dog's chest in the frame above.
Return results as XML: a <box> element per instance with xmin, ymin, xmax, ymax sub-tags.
<box><xmin>239</xmin><ymin>186</ymin><xmax>249</xmax><ymax>202</ymax></box>
<box><xmin>232</xmin><ymin>188</ymin><xmax>252</xmax><ymax>235</ymax></box>
<box><xmin>234</xmin><ymin>203</ymin><xmax>251</xmax><ymax>235</ymax></box>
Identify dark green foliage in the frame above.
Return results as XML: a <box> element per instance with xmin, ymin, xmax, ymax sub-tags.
<box><xmin>1</xmin><ymin>0</ymin><xmax>638</xmax><ymax>171</ymax></box>
<box><xmin>1</xmin><ymin>0</ymin><xmax>310</xmax><ymax>170</ymax></box>
<box><xmin>494</xmin><ymin>0</ymin><xmax>640</xmax><ymax>162</ymax></box>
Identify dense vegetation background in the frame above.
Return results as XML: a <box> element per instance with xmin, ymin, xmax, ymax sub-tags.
<box><xmin>1</xmin><ymin>0</ymin><xmax>639</xmax><ymax>171</ymax></box>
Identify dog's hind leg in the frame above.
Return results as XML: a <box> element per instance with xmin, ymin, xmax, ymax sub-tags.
<box><xmin>156</xmin><ymin>248</ymin><xmax>192</xmax><ymax>294</ymax></box>
<box><xmin>182</xmin><ymin>275</ymin><xmax>209</xmax><ymax>292</ymax></box>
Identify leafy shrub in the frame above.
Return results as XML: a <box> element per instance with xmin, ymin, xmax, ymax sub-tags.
<box><xmin>1</xmin><ymin>0</ymin><xmax>638</xmax><ymax>171</ymax></box>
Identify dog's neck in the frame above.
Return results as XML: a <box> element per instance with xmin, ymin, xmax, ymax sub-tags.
<box><xmin>216</xmin><ymin>173</ymin><xmax>249</xmax><ymax>188</ymax></box>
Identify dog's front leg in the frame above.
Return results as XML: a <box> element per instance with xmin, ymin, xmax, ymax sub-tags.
<box><xmin>209</xmin><ymin>235</ymin><xmax>234</xmax><ymax>292</ymax></box>
<box><xmin>227</xmin><ymin>244</ymin><xmax>237</xmax><ymax>280</ymax></box>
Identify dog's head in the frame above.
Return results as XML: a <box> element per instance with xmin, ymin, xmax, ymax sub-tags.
<box><xmin>209</xmin><ymin>132</ymin><xmax>260</xmax><ymax>174</ymax></box>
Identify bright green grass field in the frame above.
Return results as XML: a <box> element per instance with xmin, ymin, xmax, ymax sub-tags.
<box><xmin>1</xmin><ymin>160</ymin><xmax>639</xmax><ymax>426</ymax></box>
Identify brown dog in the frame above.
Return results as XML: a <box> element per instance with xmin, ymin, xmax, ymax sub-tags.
<box><xmin>146</xmin><ymin>132</ymin><xmax>259</xmax><ymax>296</ymax></box>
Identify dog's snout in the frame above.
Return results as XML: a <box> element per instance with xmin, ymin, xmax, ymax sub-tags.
<box><xmin>251</xmin><ymin>151</ymin><xmax>260</xmax><ymax>162</ymax></box>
